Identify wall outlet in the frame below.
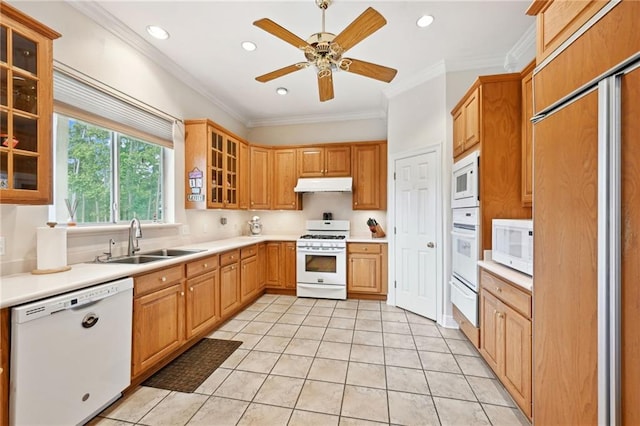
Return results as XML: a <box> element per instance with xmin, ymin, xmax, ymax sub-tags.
<box><xmin>182</xmin><ymin>225</ymin><xmax>191</xmax><ymax>235</ymax></box>
<box><xmin>203</xmin><ymin>223</ymin><xmax>208</xmax><ymax>233</ymax></box>
<box><xmin>220</xmin><ymin>217</ymin><xmax>227</xmax><ymax>225</ymax></box>
<box><xmin>0</xmin><ymin>236</ymin><xmax>5</xmax><ymax>256</ymax></box>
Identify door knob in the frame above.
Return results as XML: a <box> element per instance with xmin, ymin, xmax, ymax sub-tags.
<box><xmin>427</xmin><ymin>242</ymin><xmax>435</xmax><ymax>248</ymax></box>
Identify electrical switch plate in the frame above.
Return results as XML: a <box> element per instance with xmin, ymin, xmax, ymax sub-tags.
<box><xmin>182</xmin><ymin>225</ymin><xmax>190</xmax><ymax>235</ymax></box>
<box><xmin>0</xmin><ymin>236</ymin><xmax>5</xmax><ymax>255</ymax></box>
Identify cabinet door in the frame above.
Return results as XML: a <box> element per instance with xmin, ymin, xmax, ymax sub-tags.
<box><xmin>352</xmin><ymin>143</ymin><xmax>387</xmax><ymax>210</ymax></box>
<box><xmin>272</xmin><ymin>148</ymin><xmax>301</xmax><ymax>210</ymax></box>
<box><xmin>347</xmin><ymin>253</ymin><xmax>381</xmax><ymax>293</ymax></box>
<box><xmin>479</xmin><ymin>289</ymin><xmax>501</xmax><ymax>373</ymax></box>
<box><xmin>208</xmin><ymin>128</ymin><xmax>225</xmax><ymax>209</ymax></box>
<box><xmin>503</xmin><ymin>302</ymin><xmax>532</xmax><ymax>418</ymax></box>
<box><xmin>220</xmin><ymin>262</ymin><xmax>240</xmax><ymax>318</ymax></box>
<box><xmin>281</xmin><ymin>242</ymin><xmax>297</xmax><ymax>289</ymax></box>
<box><xmin>265</xmin><ymin>242</ymin><xmax>282</xmax><ymax>287</ymax></box>
<box><xmin>324</xmin><ymin>146</ymin><xmax>351</xmax><ymax>176</ymax></box>
<box><xmin>297</xmin><ymin>147</ymin><xmax>324</xmax><ymax>177</ymax></box>
<box><xmin>521</xmin><ymin>67</ymin><xmax>534</xmax><ymax>206</ymax></box>
<box><xmin>250</xmin><ymin>146</ymin><xmax>271</xmax><ymax>209</ymax></box>
<box><xmin>257</xmin><ymin>243</ymin><xmax>266</xmax><ymax>289</ymax></box>
<box><xmin>132</xmin><ymin>283</ymin><xmax>185</xmax><ymax>377</ymax></box>
<box><xmin>0</xmin><ymin>8</ymin><xmax>59</xmax><ymax>205</ymax></box>
<box><xmin>224</xmin><ymin>136</ymin><xmax>239</xmax><ymax>209</ymax></box>
<box><xmin>186</xmin><ymin>270</ymin><xmax>219</xmax><ymax>339</ymax></box>
<box><xmin>452</xmin><ymin>109</ymin><xmax>465</xmax><ymax>158</ymax></box>
<box><xmin>241</xmin><ymin>255</ymin><xmax>259</xmax><ymax>302</ymax></box>
<box><xmin>463</xmin><ymin>88</ymin><xmax>480</xmax><ymax>150</ymax></box>
<box><xmin>238</xmin><ymin>141</ymin><xmax>249</xmax><ymax>209</ymax></box>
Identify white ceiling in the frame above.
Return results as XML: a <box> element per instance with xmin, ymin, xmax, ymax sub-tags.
<box><xmin>72</xmin><ymin>1</ymin><xmax>534</xmax><ymax>127</ymax></box>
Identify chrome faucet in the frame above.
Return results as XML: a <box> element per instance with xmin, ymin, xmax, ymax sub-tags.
<box><xmin>127</xmin><ymin>218</ymin><xmax>142</xmax><ymax>256</ymax></box>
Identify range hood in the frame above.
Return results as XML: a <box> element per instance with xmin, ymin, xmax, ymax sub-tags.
<box><xmin>294</xmin><ymin>177</ymin><xmax>353</xmax><ymax>193</ymax></box>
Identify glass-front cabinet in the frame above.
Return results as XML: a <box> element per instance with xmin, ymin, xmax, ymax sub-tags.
<box><xmin>208</xmin><ymin>127</ymin><xmax>238</xmax><ymax>209</ymax></box>
<box><xmin>0</xmin><ymin>4</ymin><xmax>60</xmax><ymax>204</ymax></box>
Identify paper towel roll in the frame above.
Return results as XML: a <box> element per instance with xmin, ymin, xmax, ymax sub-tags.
<box><xmin>37</xmin><ymin>226</ymin><xmax>67</xmax><ymax>271</ymax></box>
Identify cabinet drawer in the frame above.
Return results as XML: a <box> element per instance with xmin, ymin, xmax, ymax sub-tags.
<box><xmin>186</xmin><ymin>255</ymin><xmax>218</xmax><ymax>278</ymax></box>
<box><xmin>241</xmin><ymin>245</ymin><xmax>257</xmax><ymax>259</ymax></box>
<box><xmin>480</xmin><ymin>269</ymin><xmax>531</xmax><ymax>318</ymax></box>
<box><xmin>134</xmin><ymin>265</ymin><xmax>184</xmax><ymax>296</ymax></box>
<box><xmin>220</xmin><ymin>249</ymin><xmax>240</xmax><ymax>266</ymax></box>
<box><xmin>348</xmin><ymin>243</ymin><xmax>382</xmax><ymax>254</ymax></box>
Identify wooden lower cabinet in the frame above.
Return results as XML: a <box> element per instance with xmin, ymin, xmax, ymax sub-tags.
<box><xmin>132</xmin><ymin>282</ymin><xmax>185</xmax><ymax>378</ymax></box>
<box><xmin>479</xmin><ymin>269</ymin><xmax>532</xmax><ymax>419</ymax></box>
<box><xmin>241</xmin><ymin>254</ymin><xmax>259</xmax><ymax>302</ymax></box>
<box><xmin>185</xmin><ymin>270</ymin><xmax>219</xmax><ymax>339</ymax></box>
<box><xmin>257</xmin><ymin>243</ymin><xmax>266</xmax><ymax>290</ymax></box>
<box><xmin>265</xmin><ymin>241</ymin><xmax>296</xmax><ymax>291</ymax></box>
<box><xmin>347</xmin><ymin>243</ymin><xmax>388</xmax><ymax>297</ymax></box>
<box><xmin>220</xmin><ymin>261</ymin><xmax>240</xmax><ymax>318</ymax></box>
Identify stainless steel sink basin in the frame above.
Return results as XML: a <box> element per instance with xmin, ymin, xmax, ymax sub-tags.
<box><xmin>140</xmin><ymin>248</ymin><xmax>206</xmax><ymax>257</ymax></box>
<box><xmin>104</xmin><ymin>255</ymin><xmax>168</xmax><ymax>264</ymax></box>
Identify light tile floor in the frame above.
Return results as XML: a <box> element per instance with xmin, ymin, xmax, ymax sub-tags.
<box><xmin>91</xmin><ymin>295</ymin><xmax>529</xmax><ymax>426</ymax></box>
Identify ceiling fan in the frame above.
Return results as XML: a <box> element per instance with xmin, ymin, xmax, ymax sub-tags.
<box><xmin>253</xmin><ymin>0</ymin><xmax>398</xmax><ymax>102</ymax></box>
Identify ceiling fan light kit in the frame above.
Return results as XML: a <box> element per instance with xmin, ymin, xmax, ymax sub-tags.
<box><xmin>253</xmin><ymin>0</ymin><xmax>397</xmax><ymax>102</ymax></box>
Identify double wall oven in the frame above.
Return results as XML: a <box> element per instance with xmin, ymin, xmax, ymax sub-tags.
<box><xmin>450</xmin><ymin>151</ymin><xmax>481</xmax><ymax>327</ymax></box>
<box><xmin>297</xmin><ymin>220</ymin><xmax>350</xmax><ymax>300</ymax></box>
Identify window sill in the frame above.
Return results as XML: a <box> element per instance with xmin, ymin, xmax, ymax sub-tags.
<box><xmin>65</xmin><ymin>222</ymin><xmax>182</xmax><ymax>236</ymax></box>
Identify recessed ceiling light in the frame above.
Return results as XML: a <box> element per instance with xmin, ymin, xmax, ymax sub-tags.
<box><xmin>146</xmin><ymin>25</ymin><xmax>170</xmax><ymax>40</ymax></box>
<box><xmin>276</xmin><ymin>87</ymin><xmax>288</xmax><ymax>96</ymax></box>
<box><xmin>241</xmin><ymin>41</ymin><xmax>257</xmax><ymax>52</ymax></box>
<box><xmin>416</xmin><ymin>15</ymin><xmax>434</xmax><ymax>28</ymax></box>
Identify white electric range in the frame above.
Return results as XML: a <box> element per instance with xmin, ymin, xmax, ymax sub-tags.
<box><xmin>296</xmin><ymin>220</ymin><xmax>350</xmax><ymax>300</ymax></box>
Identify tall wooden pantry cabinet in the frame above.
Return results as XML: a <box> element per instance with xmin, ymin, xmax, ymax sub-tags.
<box><xmin>527</xmin><ymin>0</ymin><xmax>640</xmax><ymax>424</ymax></box>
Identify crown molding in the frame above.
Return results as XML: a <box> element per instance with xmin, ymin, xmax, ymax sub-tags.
<box><xmin>246</xmin><ymin>109</ymin><xmax>386</xmax><ymax>128</ymax></box>
<box><xmin>384</xmin><ymin>60</ymin><xmax>446</xmax><ymax>99</ymax></box>
<box><xmin>65</xmin><ymin>1</ymin><xmax>247</xmax><ymax>125</ymax></box>
<box><xmin>445</xmin><ymin>54</ymin><xmax>506</xmax><ymax>73</ymax></box>
<box><xmin>503</xmin><ymin>22</ymin><xmax>536</xmax><ymax>71</ymax></box>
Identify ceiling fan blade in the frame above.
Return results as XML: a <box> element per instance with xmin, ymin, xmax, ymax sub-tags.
<box><xmin>332</xmin><ymin>7</ymin><xmax>386</xmax><ymax>53</ymax></box>
<box><xmin>256</xmin><ymin>63</ymin><xmax>308</xmax><ymax>83</ymax></box>
<box><xmin>253</xmin><ymin>18</ymin><xmax>311</xmax><ymax>50</ymax></box>
<box><xmin>340</xmin><ymin>58</ymin><xmax>397</xmax><ymax>83</ymax></box>
<box><xmin>318</xmin><ymin>72</ymin><xmax>334</xmax><ymax>102</ymax></box>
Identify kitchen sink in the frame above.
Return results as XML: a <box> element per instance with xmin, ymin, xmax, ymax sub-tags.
<box><xmin>140</xmin><ymin>248</ymin><xmax>205</xmax><ymax>257</ymax></box>
<box><xmin>102</xmin><ymin>255</ymin><xmax>168</xmax><ymax>264</ymax></box>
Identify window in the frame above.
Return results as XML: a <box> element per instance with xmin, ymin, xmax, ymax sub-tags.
<box><xmin>54</xmin><ymin>113</ymin><xmax>166</xmax><ymax>224</ymax></box>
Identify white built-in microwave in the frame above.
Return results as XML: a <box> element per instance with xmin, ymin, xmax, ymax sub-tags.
<box><xmin>492</xmin><ymin>219</ymin><xmax>533</xmax><ymax>276</ymax></box>
<box><xmin>452</xmin><ymin>151</ymin><xmax>479</xmax><ymax>209</ymax></box>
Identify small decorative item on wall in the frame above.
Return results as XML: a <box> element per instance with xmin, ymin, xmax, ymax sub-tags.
<box><xmin>64</xmin><ymin>197</ymin><xmax>79</xmax><ymax>226</ymax></box>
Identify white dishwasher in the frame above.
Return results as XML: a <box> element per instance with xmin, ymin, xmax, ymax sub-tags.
<box><xmin>10</xmin><ymin>277</ymin><xmax>133</xmax><ymax>426</ymax></box>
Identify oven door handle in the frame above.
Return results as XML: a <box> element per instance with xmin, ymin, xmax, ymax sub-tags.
<box><xmin>451</xmin><ymin>278</ymin><xmax>475</xmax><ymax>298</ymax></box>
<box><xmin>297</xmin><ymin>247</ymin><xmax>346</xmax><ymax>254</ymax></box>
<box><xmin>451</xmin><ymin>230</ymin><xmax>475</xmax><ymax>239</ymax></box>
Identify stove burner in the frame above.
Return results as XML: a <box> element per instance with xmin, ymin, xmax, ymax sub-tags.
<box><xmin>300</xmin><ymin>234</ymin><xmax>346</xmax><ymax>240</ymax></box>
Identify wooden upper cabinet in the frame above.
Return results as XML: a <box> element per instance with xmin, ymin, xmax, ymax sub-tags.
<box><xmin>297</xmin><ymin>145</ymin><xmax>351</xmax><ymax>177</ymax></box>
<box><xmin>526</xmin><ymin>0</ymin><xmax>609</xmax><ymax>63</ymax></box>
<box><xmin>451</xmin><ymin>87</ymin><xmax>481</xmax><ymax>159</ymax></box>
<box><xmin>238</xmin><ymin>141</ymin><xmax>249</xmax><ymax>209</ymax></box>
<box><xmin>249</xmin><ymin>146</ymin><xmax>271</xmax><ymax>210</ymax></box>
<box><xmin>463</xmin><ymin>87</ymin><xmax>480</xmax><ymax>150</ymax></box>
<box><xmin>352</xmin><ymin>142</ymin><xmax>387</xmax><ymax>210</ymax></box>
<box><xmin>452</xmin><ymin>109</ymin><xmax>465</xmax><ymax>157</ymax></box>
<box><xmin>272</xmin><ymin>148</ymin><xmax>302</xmax><ymax>210</ymax></box>
<box><xmin>184</xmin><ymin>119</ymin><xmax>245</xmax><ymax>210</ymax></box>
<box><xmin>0</xmin><ymin>4</ymin><xmax>60</xmax><ymax>205</ymax></box>
<box><xmin>521</xmin><ymin>61</ymin><xmax>535</xmax><ymax>207</ymax></box>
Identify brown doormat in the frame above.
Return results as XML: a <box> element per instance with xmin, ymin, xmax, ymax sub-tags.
<box><xmin>143</xmin><ymin>338</ymin><xmax>243</xmax><ymax>393</ymax></box>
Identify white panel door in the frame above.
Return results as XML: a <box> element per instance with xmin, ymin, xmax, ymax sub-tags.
<box><xmin>394</xmin><ymin>152</ymin><xmax>437</xmax><ymax>319</ymax></box>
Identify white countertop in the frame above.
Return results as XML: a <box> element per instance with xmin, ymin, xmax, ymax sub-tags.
<box><xmin>348</xmin><ymin>235</ymin><xmax>388</xmax><ymax>243</ymax></box>
<box><xmin>478</xmin><ymin>260</ymin><xmax>533</xmax><ymax>292</ymax></box>
<box><xmin>0</xmin><ymin>234</ymin><xmax>387</xmax><ymax>308</ymax></box>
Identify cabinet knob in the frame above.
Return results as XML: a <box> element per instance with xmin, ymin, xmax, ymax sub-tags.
<box><xmin>493</xmin><ymin>309</ymin><xmax>498</xmax><ymax>315</ymax></box>
<box><xmin>204</xmin><ymin>263</ymin><xmax>208</xmax><ymax>268</ymax></box>
<box><xmin>180</xmin><ymin>291</ymin><xmax>185</xmax><ymax>296</ymax></box>
<box><xmin>355</xmin><ymin>202</ymin><xmax>358</xmax><ymax>205</ymax></box>
<box><xmin>232</xmin><ymin>266</ymin><xmax>235</xmax><ymax>270</ymax></box>
<box><xmin>161</xmin><ymin>276</ymin><xmax>167</xmax><ymax>282</ymax></box>
<box><xmin>497</xmin><ymin>312</ymin><xmax>504</xmax><ymax>319</ymax></box>
<box><xmin>364</xmin><ymin>247</ymin><xmax>368</xmax><ymax>251</ymax></box>
<box><xmin>496</xmin><ymin>287</ymin><xmax>502</xmax><ymax>292</ymax></box>
<box><xmin>190</xmin><ymin>287</ymin><xmax>193</xmax><ymax>292</ymax></box>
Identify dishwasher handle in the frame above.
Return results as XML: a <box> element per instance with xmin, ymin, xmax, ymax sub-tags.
<box><xmin>81</xmin><ymin>313</ymin><xmax>99</xmax><ymax>328</ymax></box>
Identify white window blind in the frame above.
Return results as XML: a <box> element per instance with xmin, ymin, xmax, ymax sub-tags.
<box><xmin>53</xmin><ymin>68</ymin><xmax>174</xmax><ymax>148</ymax></box>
